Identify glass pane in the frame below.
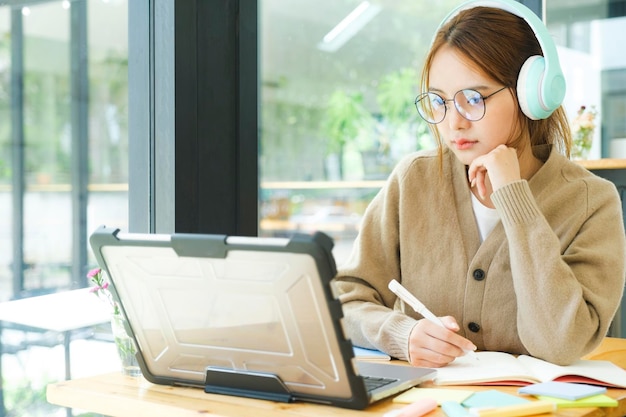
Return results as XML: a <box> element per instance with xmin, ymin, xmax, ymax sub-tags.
<box><xmin>22</xmin><ymin>2</ymin><xmax>72</xmax><ymax>291</ymax></box>
<box><xmin>86</xmin><ymin>0</ymin><xmax>129</xmax><ymax>264</ymax></box>
<box><xmin>259</xmin><ymin>0</ymin><xmax>463</xmax><ymax>263</ymax></box>
<box><xmin>546</xmin><ymin>1</ymin><xmax>626</xmax><ymax>159</ymax></box>
<box><xmin>0</xmin><ymin>0</ymin><xmax>128</xmax><ymax>301</ymax></box>
<box><xmin>0</xmin><ymin>8</ymin><xmax>10</xmax><ymax>298</ymax></box>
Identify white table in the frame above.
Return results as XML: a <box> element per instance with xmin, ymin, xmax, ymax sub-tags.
<box><xmin>0</xmin><ymin>288</ymin><xmax>111</xmax><ymax>417</ymax></box>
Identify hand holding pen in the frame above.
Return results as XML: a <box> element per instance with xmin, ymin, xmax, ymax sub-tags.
<box><xmin>389</xmin><ymin>279</ymin><xmax>477</xmax><ymax>366</ymax></box>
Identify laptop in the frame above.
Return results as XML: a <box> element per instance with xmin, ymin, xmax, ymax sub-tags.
<box><xmin>89</xmin><ymin>225</ymin><xmax>435</xmax><ymax>410</ymax></box>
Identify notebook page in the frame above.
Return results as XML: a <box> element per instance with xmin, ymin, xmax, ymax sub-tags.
<box><xmin>517</xmin><ymin>355</ymin><xmax>626</xmax><ymax>388</ymax></box>
<box><xmin>434</xmin><ymin>352</ymin><xmax>538</xmax><ymax>385</ymax></box>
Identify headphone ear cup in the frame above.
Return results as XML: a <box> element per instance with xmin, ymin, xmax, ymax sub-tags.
<box><xmin>517</xmin><ymin>55</ymin><xmax>551</xmax><ymax>120</ymax></box>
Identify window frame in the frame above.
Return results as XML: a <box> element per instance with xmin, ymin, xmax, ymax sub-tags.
<box><xmin>128</xmin><ymin>0</ymin><xmax>258</xmax><ymax>236</ymax></box>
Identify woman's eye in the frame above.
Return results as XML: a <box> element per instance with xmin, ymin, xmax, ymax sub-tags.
<box><xmin>431</xmin><ymin>95</ymin><xmax>445</xmax><ymax>107</ymax></box>
<box><xmin>465</xmin><ymin>91</ymin><xmax>482</xmax><ymax>106</ymax></box>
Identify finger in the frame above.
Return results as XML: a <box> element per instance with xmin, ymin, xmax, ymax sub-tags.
<box><xmin>474</xmin><ymin>169</ymin><xmax>487</xmax><ymax>199</ymax></box>
<box><xmin>410</xmin><ymin>356</ymin><xmax>455</xmax><ymax>368</ymax></box>
<box><xmin>428</xmin><ymin>317</ymin><xmax>478</xmax><ymax>354</ymax></box>
<box><xmin>409</xmin><ymin>345</ymin><xmax>457</xmax><ymax>368</ymax></box>
<box><xmin>467</xmin><ymin>160</ymin><xmax>480</xmax><ymax>183</ymax></box>
<box><xmin>408</xmin><ymin>321</ymin><xmax>455</xmax><ymax>367</ymax></box>
<box><xmin>439</xmin><ymin>316</ymin><xmax>460</xmax><ymax>331</ymax></box>
<box><xmin>419</xmin><ymin>326</ymin><xmax>466</xmax><ymax>357</ymax></box>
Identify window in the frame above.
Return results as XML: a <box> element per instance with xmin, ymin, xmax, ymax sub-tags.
<box><xmin>0</xmin><ymin>0</ymin><xmax>128</xmax><ymax>301</ymax></box>
<box><xmin>258</xmin><ymin>1</ymin><xmax>467</xmax><ymax>263</ymax></box>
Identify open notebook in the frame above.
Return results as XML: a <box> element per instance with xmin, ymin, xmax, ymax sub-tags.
<box><xmin>89</xmin><ymin>226</ymin><xmax>434</xmax><ymax>410</ymax></box>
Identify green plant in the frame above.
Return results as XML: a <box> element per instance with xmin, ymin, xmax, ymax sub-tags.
<box><xmin>323</xmin><ymin>67</ymin><xmax>420</xmax><ymax>153</ymax></box>
<box><xmin>4</xmin><ymin>378</ymin><xmax>58</xmax><ymax>417</ymax></box>
<box><xmin>376</xmin><ymin>67</ymin><xmax>419</xmax><ymax>126</ymax></box>
<box><xmin>322</xmin><ymin>67</ymin><xmax>425</xmax><ymax>179</ymax></box>
<box><xmin>323</xmin><ymin>90</ymin><xmax>374</xmax><ymax>155</ymax></box>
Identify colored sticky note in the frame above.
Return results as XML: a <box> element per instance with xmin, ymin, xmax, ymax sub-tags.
<box><xmin>393</xmin><ymin>387</ymin><xmax>475</xmax><ymax>405</ymax></box>
<box><xmin>536</xmin><ymin>394</ymin><xmax>618</xmax><ymax>408</ymax></box>
<box><xmin>441</xmin><ymin>401</ymin><xmax>471</xmax><ymax>417</ymax></box>
<box><xmin>462</xmin><ymin>390</ymin><xmax>530</xmax><ymax>409</ymax></box>
<box><xmin>518</xmin><ymin>381</ymin><xmax>606</xmax><ymax>400</ymax></box>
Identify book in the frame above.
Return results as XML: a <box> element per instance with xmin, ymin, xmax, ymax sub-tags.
<box><xmin>352</xmin><ymin>346</ymin><xmax>391</xmax><ymax>361</ymax></box>
<box><xmin>433</xmin><ymin>351</ymin><xmax>626</xmax><ymax>388</ymax></box>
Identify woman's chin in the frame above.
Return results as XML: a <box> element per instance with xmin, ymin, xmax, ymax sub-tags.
<box><xmin>450</xmin><ymin>148</ymin><xmax>480</xmax><ymax>166</ymax></box>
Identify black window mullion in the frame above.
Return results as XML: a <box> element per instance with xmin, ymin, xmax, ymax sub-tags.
<box><xmin>129</xmin><ymin>0</ymin><xmax>258</xmax><ymax>236</ymax></box>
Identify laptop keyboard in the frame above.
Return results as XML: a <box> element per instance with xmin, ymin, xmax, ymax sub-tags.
<box><xmin>363</xmin><ymin>375</ymin><xmax>398</xmax><ymax>392</ymax></box>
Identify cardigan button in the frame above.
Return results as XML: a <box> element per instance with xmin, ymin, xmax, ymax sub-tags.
<box><xmin>468</xmin><ymin>322</ymin><xmax>481</xmax><ymax>333</ymax></box>
<box><xmin>472</xmin><ymin>269</ymin><xmax>485</xmax><ymax>281</ymax></box>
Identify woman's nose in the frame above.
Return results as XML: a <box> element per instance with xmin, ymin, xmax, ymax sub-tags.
<box><xmin>446</xmin><ymin>105</ymin><xmax>471</xmax><ymax>130</ymax></box>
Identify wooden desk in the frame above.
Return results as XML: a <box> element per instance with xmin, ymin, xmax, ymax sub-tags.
<box><xmin>47</xmin><ymin>362</ymin><xmax>626</xmax><ymax>417</ymax></box>
<box><xmin>45</xmin><ymin>372</ymin><xmax>626</xmax><ymax>417</ymax></box>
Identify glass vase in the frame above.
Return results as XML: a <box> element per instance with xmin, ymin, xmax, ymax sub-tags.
<box><xmin>110</xmin><ymin>314</ymin><xmax>142</xmax><ymax>377</ymax></box>
<box><xmin>572</xmin><ymin>133</ymin><xmax>593</xmax><ymax>160</ymax></box>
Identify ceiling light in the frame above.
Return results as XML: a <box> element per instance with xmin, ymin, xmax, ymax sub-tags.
<box><xmin>317</xmin><ymin>1</ymin><xmax>382</xmax><ymax>53</ymax></box>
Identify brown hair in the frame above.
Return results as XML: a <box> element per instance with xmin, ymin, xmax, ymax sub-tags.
<box><xmin>420</xmin><ymin>7</ymin><xmax>572</xmax><ymax>159</ymax></box>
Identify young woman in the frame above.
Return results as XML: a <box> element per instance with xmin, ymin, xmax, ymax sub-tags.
<box><xmin>333</xmin><ymin>0</ymin><xmax>626</xmax><ymax>368</ymax></box>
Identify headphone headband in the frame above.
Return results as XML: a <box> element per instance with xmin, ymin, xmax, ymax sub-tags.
<box><xmin>437</xmin><ymin>0</ymin><xmax>566</xmax><ymax>119</ymax></box>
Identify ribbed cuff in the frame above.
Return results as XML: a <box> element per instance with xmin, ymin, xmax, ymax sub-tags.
<box><xmin>491</xmin><ymin>180</ymin><xmax>541</xmax><ymax>227</ymax></box>
<box><xmin>384</xmin><ymin>316</ymin><xmax>419</xmax><ymax>362</ymax></box>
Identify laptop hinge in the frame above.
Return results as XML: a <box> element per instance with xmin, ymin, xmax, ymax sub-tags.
<box><xmin>204</xmin><ymin>366</ymin><xmax>294</xmax><ymax>403</ymax></box>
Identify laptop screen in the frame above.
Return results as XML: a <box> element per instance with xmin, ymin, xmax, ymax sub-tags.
<box><xmin>93</xmin><ymin>228</ymin><xmax>355</xmax><ymax>399</ymax></box>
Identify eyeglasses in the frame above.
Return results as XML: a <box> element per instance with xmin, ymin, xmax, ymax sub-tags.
<box><xmin>414</xmin><ymin>86</ymin><xmax>508</xmax><ymax>124</ymax></box>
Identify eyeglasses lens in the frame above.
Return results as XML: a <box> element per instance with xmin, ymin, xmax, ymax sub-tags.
<box><xmin>454</xmin><ymin>89</ymin><xmax>485</xmax><ymax>121</ymax></box>
<box><xmin>415</xmin><ymin>93</ymin><xmax>445</xmax><ymax>124</ymax></box>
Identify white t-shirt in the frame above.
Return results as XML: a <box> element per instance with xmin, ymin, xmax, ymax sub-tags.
<box><xmin>471</xmin><ymin>192</ymin><xmax>501</xmax><ymax>242</ymax></box>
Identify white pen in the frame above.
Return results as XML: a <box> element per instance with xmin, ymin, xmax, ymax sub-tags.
<box><xmin>388</xmin><ymin>279</ymin><xmax>478</xmax><ymax>360</ymax></box>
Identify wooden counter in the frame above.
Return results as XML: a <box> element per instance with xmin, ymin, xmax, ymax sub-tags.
<box><xmin>576</xmin><ymin>159</ymin><xmax>626</xmax><ymax>170</ymax></box>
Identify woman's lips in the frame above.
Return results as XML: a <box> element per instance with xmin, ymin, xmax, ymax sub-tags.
<box><xmin>454</xmin><ymin>139</ymin><xmax>477</xmax><ymax>150</ymax></box>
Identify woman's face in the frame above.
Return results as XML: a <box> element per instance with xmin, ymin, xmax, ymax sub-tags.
<box><xmin>428</xmin><ymin>45</ymin><xmax>520</xmax><ymax>166</ymax></box>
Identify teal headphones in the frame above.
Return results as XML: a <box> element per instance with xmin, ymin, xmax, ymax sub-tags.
<box><xmin>438</xmin><ymin>0</ymin><xmax>566</xmax><ymax>120</ymax></box>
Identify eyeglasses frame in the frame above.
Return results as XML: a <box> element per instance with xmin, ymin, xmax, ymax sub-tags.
<box><xmin>414</xmin><ymin>86</ymin><xmax>509</xmax><ymax>124</ymax></box>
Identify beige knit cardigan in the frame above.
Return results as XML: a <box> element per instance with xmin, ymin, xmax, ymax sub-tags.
<box><xmin>334</xmin><ymin>145</ymin><xmax>626</xmax><ymax>365</ymax></box>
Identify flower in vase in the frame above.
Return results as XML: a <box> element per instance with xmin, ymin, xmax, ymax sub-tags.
<box><xmin>87</xmin><ymin>267</ymin><xmax>121</xmax><ymax>316</ymax></box>
<box><xmin>87</xmin><ymin>267</ymin><xmax>140</xmax><ymax>374</ymax></box>
<box><xmin>571</xmin><ymin>105</ymin><xmax>598</xmax><ymax>160</ymax></box>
